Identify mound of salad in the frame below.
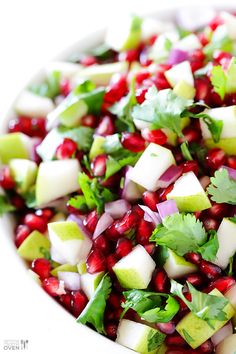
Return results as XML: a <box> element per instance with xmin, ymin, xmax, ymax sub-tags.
<box><xmin>2</xmin><ymin>8</ymin><xmax>236</xmax><ymax>354</ymax></box>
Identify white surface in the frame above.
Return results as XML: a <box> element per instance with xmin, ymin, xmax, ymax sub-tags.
<box><xmin>0</xmin><ymin>1</ymin><xmax>236</xmax><ymax>354</ymax></box>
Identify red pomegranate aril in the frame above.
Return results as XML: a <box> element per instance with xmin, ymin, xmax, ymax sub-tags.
<box><xmin>186</xmin><ymin>273</ymin><xmax>204</xmax><ymax>287</ymax></box>
<box><xmin>121</xmin><ymin>132</ymin><xmax>145</xmax><ymax>153</ymax></box>
<box><xmin>156</xmin><ymin>322</ymin><xmax>175</xmax><ymax>335</ymax></box>
<box><xmin>142</xmin><ymin>128</ymin><xmax>167</xmax><ymax>145</ymax></box>
<box><xmin>119</xmin><ymin>49</ymin><xmax>139</xmax><ymax>63</ymax></box>
<box><xmin>142</xmin><ymin>191</ymin><xmax>159</xmax><ymax>211</ymax></box>
<box><xmin>144</xmin><ymin>243</ymin><xmax>156</xmax><ymax>255</ymax></box>
<box><xmin>198</xmin><ymin>32</ymin><xmax>209</xmax><ymax>46</ymax></box>
<box><xmin>104</xmin><ymin>74</ymin><xmax>127</xmax><ymax>104</ymax></box>
<box><xmin>213</xmin><ymin>50</ymin><xmax>232</xmax><ymax>65</ymax></box>
<box><xmin>93</xmin><ymin>234</ymin><xmax>110</xmax><ymax>255</ymax></box>
<box><xmin>15</xmin><ymin>224</ymin><xmax>31</xmax><ymax>248</ymax></box>
<box><xmin>24</xmin><ymin>213</ymin><xmax>47</xmax><ymax>233</ymax></box>
<box><xmin>181</xmin><ymin>161</ymin><xmax>199</xmax><ymax>176</ymax></box>
<box><xmin>116</xmin><ymin>238</ymin><xmax>133</xmax><ymax>258</ymax></box>
<box><xmin>84</xmin><ymin>210</ymin><xmax>99</xmax><ymax>233</ymax></box>
<box><xmin>108</xmin><ymin>293</ymin><xmax>121</xmax><ymax>309</ymax></box>
<box><xmin>153</xmin><ymin>269</ymin><xmax>170</xmax><ymax>293</ymax></box>
<box><xmin>42</xmin><ymin>277</ymin><xmax>62</xmax><ymax>297</ymax></box>
<box><xmin>166</xmin><ymin>334</ymin><xmax>187</xmax><ymax>347</ymax></box>
<box><xmin>199</xmin><ymin>260</ymin><xmax>222</xmax><ymax>280</ymax></box>
<box><xmin>86</xmin><ymin>249</ymin><xmax>106</xmax><ymax>274</ymax></box>
<box><xmin>96</xmin><ymin>116</ymin><xmax>115</xmax><ymax>136</ymax></box>
<box><xmin>35</xmin><ymin>208</ymin><xmax>54</xmax><ymax>221</ymax></box>
<box><xmin>80</xmin><ymin>55</ymin><xmax>97</xmax><ymax>66</ymax></box>
<box><xmin>207</xmin><ymin>202</ymin><xmax>229</xmax><ymax>219</ymax></box>
<box><xmin>199</xmin><ymin>340</ymin><xmax>214</xmax><ymax>354</ymax></box>
<box><xmin>132</xmin><ymin>205</ymin><xmax>144</xmax><ymax>218</ymax></box>
<box><xmin>56</xmin><ymin>138</ymin><xmax>77</xmax><ymax>159</ymax></box>
<box><xmin>194</xmin><ymin>77</ymin><xmax>211</xmax><ymax>103</ymax></box>
<box><xmin>107</xmin><ymin>253</ymin><xmax>118</xmax><ymax>273</ymax></box>
<box><xmin>205</xmin><ymin>148</ymin><xmax>226</xmax><ymax>170</ymax></box>
<box><xmin>31</xmin><ymin>258</ymin><xmax>51</xmax><ymax>279</ymax></box>
<box><xmin>135</xmin><ymin>87</ymin><xmax>148</xmax><ymax>104</ymax></box>
<box><xmin>105</xmin><ymin>322</ymin><xmax>118</xmax><ymax>339</ymax></box>
<box><xmin>81</xmin><ymin>114</ymin><xmax>98</xmax><ymax>128</ymax></box>
<box><xmin>71</xmin><ymin>290</ymin><xmax>88</xmax><ymax>317</ymax></box>
<box><xmin>185</xmin><ymin>252</ymin><xmax>202</xmax><ymax>265</ymax></box>
<box><xmin>202</xmin><ymin>217</ymin><xmax>219</xmax><ymax>231</ymax></box>
<box><xmin>189</xmin><ymin>49</ymin><xmax>205</xmax><ymax>72</ymax></box>
<box><xmin>115</xmin><ymin>209</ymin><xmax>139</xmax><ymax>235</ymax></box>
<box><xmin>206</xmin><ymin>276</ymin><xmax>235</xmax><ymax>293</ymax></box>
<box><xmin>60</xmin><ymin>292</ymin><xmax>73</xmax><ymax>311</ymax></box>
<box><xmin>0</xmin><ymin>167</ymin><xmax>15</xmax><ymax>190</ymax></box>
<box><xmin>135</xmin><ymin>71</ymin><xmax>150</xmax><ymax>85</ymax></box>
<box><xmin>60</xmin><ymin>78</ymin><xmax>70</xmax><ymax>96</ymax></box>
<box><xmin>178</xmin><ymin>127</ymin><xmax>201</xmax><ymax>144</ymax></box>
<box><xmin>153</xmin><ymin>72</ymin><xmax>171</xmax><ymax>90</ymax></box>
<box><xmin>136</xmin><ymin>219</ymin><xmax>154</xmax><ymax>245</ymax></box>
<box><xmin>158</xmin><ymin>184</ymin><xmax>174</xmax><ymax>202</ymax></box>
<box><xmin>226</xmin><ymin>155</ymin><xmax>236</xmax><ymax>169</ymax></box>
<box><xmin>10</xmin><ymin>194</ymin><xmax>25</xmax><ymax>210</ymax></box>
<box><xmin>91</xmin><ymin>154</ymin><xmax>107</xmax><ymax>176</ymax></box>
<box><xmin>209</xmin><ymin>15</ymin><xmax>223</xmax><ymax>31</ymax></box>
<box><xmin>105</xmin><ymin>223</ymin><xmax>120</xmax><ymax>241</ymax></box>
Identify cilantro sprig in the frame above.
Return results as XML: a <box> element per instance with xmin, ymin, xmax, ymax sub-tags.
<box><xmin>0</xmin><ymin>195</ymin><xmax>15</xmax><ymax>215</ymax></box>
<box><xmin>29</xmin><ymin>71</ymin><xmax>61</xmax><ymax>99</ymax></box>
<box><xmin>207</xmin><ymin>168</ymin><xmax>236</xmax><ymax>205</ymax></box>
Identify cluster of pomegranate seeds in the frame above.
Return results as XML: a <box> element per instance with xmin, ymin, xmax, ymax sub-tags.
<box><xmin>55</xmin><ymin>138</ymin><xmax>77</xmax><ymax>159</ymax></box>
<box><xmin>8</xmin><ymin>116</ymin><xmax>47</xmax><ymax>137</ymax></box>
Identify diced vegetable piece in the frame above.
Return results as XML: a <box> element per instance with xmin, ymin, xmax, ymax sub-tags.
<box><xmin>17</xmin><ymin>230</ymin><xmax>50</xmax><ymax>261</ymax></box>
<box><xmin>0</xmin><ymin>133</ymin><xmax>31</xmax><ymax>163</ymax></box>
<box><xmin>9</xmin><ymin>159</ymin><xmax>37</xmax><ymax>193</ymax></box>
<box><xmin>165</xmin><ymin>61</ymin><xmax>194</xmax><ymax>88</ymax></box>
<box><xmin>81</xmin><ymin>271</ymin><xmax>105</xmax><ymax>299</ymax></box>
<box><xmin>164</xmin><ymin>249</ymin><xmax>197</xmax><ymax>278</ymax></box>
<box><xmin>15</xmin><ymin>90</ymin><xmax>55</xmax><ymax>117</ymax></box>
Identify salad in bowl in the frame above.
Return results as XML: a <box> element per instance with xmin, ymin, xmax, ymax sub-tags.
<box><xmin>1</xmin><ymin>7</ymin><xmax>236</xmax><ymax>354</ymax></box>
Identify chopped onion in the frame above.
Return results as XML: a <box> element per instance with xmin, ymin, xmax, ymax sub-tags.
<box><xmin>105</xmin><ymin>199</ymin><xmax>131</xmax><ymax>219</ymax></box>
<box><xmin>50</xmin><ymin>246</ymin><xmax>67</xmax><ymax>264</ymax></box>
<box><xmin>139</xmin><ymin>205</ymin><xmax>161</xmax><ymax>226</ymax></box>
<box><xmin>176</xmin><ymin>7</ymin><xmax>216</xmax><ymax>31</ymax></box>
<box><xmin>168</xmin><ymin>48</ymin><xmax>189</xmax><ymax>65</ymax></box>
<box><xmin>199</xmin><ymin>175</ymin><xmax>211</xmax><ymax>190</ymax></box>
<box><xmin>93</xmin><ymin>212</ymin><xmax>114</xmax><ymax>239</ymax></box>
<box><xmin>157</xmin><ymin>200</ymin><xmax>179</xmax><ymax>220</ymax></box>
<box><xmin>67</xmin><ymin>214</ymin><xmax>91</xmax><ymax>237</ymax></box>
<box><xmin>158</xmin><ymin>165</ymin><xmax>182</xmax><ymax>189</ymax></box>
<box><xmin>58</xmin><ymin>271</ymin><xmax>81</xmax><ymax>291</ymax></box>
<box><xmin>222</xmin><ymin>165</ymin><xmax>236</xmax><ymax>181</ymax></box>
<box><xmin>121</xmin><ymin>166</ymin><xmax>143</xmax><ymax>202</ymax></box>
<box><xmin>211</xmin><ymin>322</ymin><xmax>233</xmax><ymax>347</ymax></box>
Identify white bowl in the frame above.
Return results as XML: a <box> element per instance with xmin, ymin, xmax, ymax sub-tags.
<box><xmin>1</xmin><ymin>2</ymin><xmax>236</xmax><ymax>354</ymax></box>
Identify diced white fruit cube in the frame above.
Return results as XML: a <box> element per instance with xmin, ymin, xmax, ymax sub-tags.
<box><xmin>174</xmin><ymin>34</ymin><xmax>202</xmax><ymax>51</ymax></box>
<box><xmin>45</xmin><ymin>61</ymin><xmax>82</xmax><ymax>79</ymax></box>
<box><xmin>130</xmin><ymin>143</ymin><xmax>176</xmax><ymax>191</ymax></box>
<box><xmin>164</xmin><ymin>249</ymin><xmax>197</xmax><ymax>279</ymax></box>
<box><xmin>15</xmin><ymin>90</ymin><xmax>55</xmax><ymax>117</ymax></box>
<box><xmin>80</xmin><ymin>271</ymin><xmax>104</xmax><ymax>299</ymax></box>
<box><xmin>221</xmin><ymin>11</ymin><xmax>236</xmax><ymax>40</ymax></box>
<box><xmin>165</xmin><ymin>61</ymin><xmax>194</xmax><ymax>88</ymax></box>
<box><xmin>9</xmin><ymin>159</ymin><xmax>37</xmax><ymax>193</ymax></box>
<box><xmin>113</xmin><ymin>245</ymin><xmax>156</xmax><ymax>289</ymax></box>
<box><xmin>141</xmin><ymin>18</ymin><xmax>175</xmax><ymax>41</ymax></box>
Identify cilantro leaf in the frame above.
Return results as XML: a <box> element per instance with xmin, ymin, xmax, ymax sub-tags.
<box><xmin>67</xmin><ymin>195</ymin><xmax>89</xmax><ymax>213</ymax></box>
<box><xmin>198</xmin><ymin>230</ymin><xmax>219</xmax><ymax>262</ymax></box>
<box><xmin>147</xmin><ymin>330</ymin><xmax>166</xmax><ymax>352</ymax></box>
<box><xmin>77</xmin><ymin>274</ymin><xmax>112</xmax><ymax>334</ymax></box>
<box><xmin>132</xmin><ymin>86</ymin><xmax>192</xmax><ymax>137</ymax></box>
<box><xmin>204</xmin><ymin>34</ymin><xmax>234</xmax><ymax>59</ymax></box>
<box><xmin>29</xmin><ymin>71</ymin><xmax>61</xmax><ymax>99</ymax></box>
<box><xmin>150</xmin><ymin>213</ymin><xmax>207</xmax><ymax>256</ymax></box>
<box><xmin>190</xmin><ymin>112</ymin><xmax>223</xmax><ymax>143</ymax></box>
<box><xmin>89</xmin><ymin>44</ymin><xmax>115</xmax><ymax>62</ymax></box>
<box><xmin>170</xmin><ymin>280</ymin><xmax>229</xmax><ymax>325</ymax></box>
<box><xmin>122</xmin><ymin>290</ymin><xmax>179</xmax><ymax>323</ymax></box>
<box><xmin>210</xmin><ymin>65</ymin><xmax>227</xmax><ymax>100</ymax></box>
<box><xmin>0</xmin><ymin>195</ymin><xmax>15</xmax><ymax>215</ymax></box>
<box><xmin>22</xmin><ymin>187</ymin><xmax>37</xmax><ymax>208</ymax></box>
<box><xmin>180</xmin><ymin>141</ymin><xmax>193</xmax><ymax>161</ymax></box>
<box><xmin>207</xmin><ymin>168</ymin><xmax>236</xmax><ymax>204</ymax></box>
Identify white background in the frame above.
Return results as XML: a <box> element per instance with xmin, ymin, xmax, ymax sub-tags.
<box><xmin>0</xmin><ymin>1</ymin><xmax>235</xmax><ymax>354</ymax></box>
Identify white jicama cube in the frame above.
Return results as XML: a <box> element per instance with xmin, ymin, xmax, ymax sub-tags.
<box><xmin>213</xmin><ymin>218</ymin><xmax>236</xmax><ymax>269</ymax></box>
<box><xmin>80</xmin><ymin>271</ymin><xmax>104</xmax><ymax>299</ymax></box>
<box><xmin>15</xmin><ymin>90</ymin><xmax>55</xmax><ymax>117</ymax></box>
<box><xmin>174</xmin><ymin>34</ymin><xmax>202</xmax><ymax>51</ymax></box>
<box><xmin>35</xmin><ymin>159</ymin><xmax>81</xmax><ymax>206</ymax></box>
<box><xmin>167</xmin><ymin>171</ymin><xmax>211</xmax><ymax>212</ymax></box>
<box><xmin>45</xmin><ymin>61</ymin><xmax>82</xmax><ymax>79</ymax></box>
<box><xmin>48</xmin><ymin>221</ymin><xmax>92</xmax><ymax>265</ymax></box>
<box><xmin>113</xmin><ymin>245</ymin><xmax>156</xmax><ymax>289</ymax></box>
<box><xmin>221</xmin><ymin>12</ymin><xmax>236</xmax><ymax>40</ymax></box>
<box><xmin>130</xmin><ymin>143</ymin><xmax>176</xmax><ymax>191</ymax></box>
<box><xmin>165</xmin><ymin>61</ymin><xmax>194</xmax><ymax>88</ymax></box>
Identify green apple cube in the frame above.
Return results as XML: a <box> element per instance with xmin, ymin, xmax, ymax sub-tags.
<box><xmin>113</xmin><ymin>245</ymin><xmax>156</xmax><ymax>289</ymax></box>
<box><xmin>105</xmin><ymin>15</ymin><xmax>142</xmax><ymax>52</ymax></box>
<box><xmin>165</xmin><ymin>61</ymin><xmax>194</xmax><ymax>88</ymax></box>
<box><xmin>45</xmin><ymin>61</ymin><xmax>82</xmax><ymax>79</ymax></box>
<box><xmin>173</xmin><ymin>80</ymin><xmax>196</xmax><ymax>100</ymax></box>
<box><xmin>9</xmin><ymin>159</ymin><xmax>37</xmax><ymax>193</ymax></box>
<box><xmin>212</xmin><ymin>218</ymin><xmax>236</xmax><ymax>269</ymax></box>
<box><xmin>116</xmin><ymin>319</ymin><xmax>165</xmax><ymax>353</ymax></box>
<box><xmin>89</xmin><ymin>136</ymin><xmax>105</xmax><ymax>160</ymax></box>
<box><xmin>204</xmin><ymin>138</ymin><xmax>236</xmax><ymax>155</ymax></box>
<box><xmin>130</xmin><ymin>143</ymin><xmax>176</xmax><ymax>191</ymax></box>
<box><xmin>149</xmin><ymin>32</ymin><xmax>179</xmax><ymax>63</ymax></box>
<box><xmin>17</xmin><ymin>230</ymin><xmax>50</xmax><ymax>261</ymax></box>
<box><xmin>221</xmin><ymin>11</ymin><xmax>236</xmax><ymax>40</ymax></box>
<box><xmin>48</xmin><ymin>221</ymin><xmax>92</xmax><ymax>265</ymax></box>
<box><xmin>80</xmin><ymin>271</ymin><xmax>104</xmax><ymax>299</ymax></box>
<box><xmin>0</xmin><ymin>132</ymin><xmax>31</xmax><ymax>164</ymax></box>
<box><xmin>167</xmin><ymin>171</ymin><xmax>211</xmax><ymax>212</ymax></box>
<box><xmin>74</xmin><ymin>61</ymin><xmax>128</xmax><ymax>86</ymax></box>
<box><xmin>216</xmin><ymin>333</ymin><xmax>236</xmax><ymax>354</ymax></box>
<box><xmin>35</xmin><ymin>159</ymin><xmax>81</xmax><ymax>206</ymax></box>
<box><xmin>176</xmin><ymin>289</ymin><xmax>235</xmax><ymax>349</ymax></box>
<box><xmin>15</xmin><ymin>90</ymin><xmax>55</xmax><ymax>117</ymax></box>
<box><xmin>174</xmin><ymin>34</ymin><xmax>202</xmax><ymax>51</ymax></box>
<box><xmin>164</xmin><ymin>249</ymin><xmax>197</xmax><ymax>279</ymax></box>
<box><xmin>28</xmin><ymin>269</ymin><xmax>41</xmax><ymax>285</ymax></box>
<box><xmin>51</xmin><ymin>263</ymin><xmax>78</xmax><ymax>277</ymax></box>
<box><xmin>226</xmin><ymin>57</ymin><xmax>236</xmax><ymax>94</ymax></box>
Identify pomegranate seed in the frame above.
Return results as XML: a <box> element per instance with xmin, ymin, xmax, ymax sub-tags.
<box><xmin>198</xmin><ymin>33</ymin><xmax>209</xmax><ymax>46</ymax></box>
<box><xmin>105</xmin><ymin>307</ymin><xmax>123</xmax><ymax>322</ymax></box>
<box><xmin>214</xmin><ymin>50</ymin><xmax>232</xmax><ymax>67</ymax></box>
<box><xmin>226</xmin><ymin>155</ymin><xmax>236</xmax><ymax>169</ymax></box>
<box><xmin>156</xmin><ymin>322</ymin><xmax>175</xmax><ymax>335</ymax></box>
<box><xmin>80</xmin><ymin>56</ymin><xmax>97</xmax><ymax>66</ymax></box>
<box><xmin>144</xmin><ymin>243</ymin><xmax>156</xmax><ymax>255</ymax></box>
<box><xmin>194</xmin><ymin>77</ymin><xmax>211</xmax><ymax>104</ymax></box>
<box><xmin>56</xmin><ymin>138</ymin><xmax>77</xmax><ymax>159</ymax></box>
<box><xmin>140</xmin><ymin>50</ymin><xmax>153</xmax><ymax>67</ymax></box>
<box><xmin>136</xmin><ymin>219</ymin><xmax>154</xmax><ymax>245</ymax></box>
<box><xmin>185</xmin><ymin>252</ymin><xmax>202</xmax><ymax>265</ymax></box>
<box><xmin>209</xmin><ymin>15</ymin><xmax>223</xmax><ymax>30</ymax></box>
<box><xmin>142</xmin><ymin>128</ymin><xmax>167</xmax><ymax>145</ymax></box>
<box><xmin>205</xmin><ymin>148</ymin><xmax>226</xmax><ymax>170</ymax></box>
<box><xmin>31</xmin><ymin>258</ymin><xmax>51</xmax><ymax>279</ymax></box>
<box><xmin>86</xmin><ymin>249</ymin><xmax>106</xmax><ymax>274</ymax></box>
<box><xmin>189</xmin><ymin>49</ymin><xmax>205</xmax><ymax>72</ymax></box>
<box><xmin>153</xmin><ymin>269</ymin><xmax>170</xmax><ymax>293</ymax></box>
<box><xmin>104</xmin><ymin>74</ymin><xmax>127</xmax><ymax>104</ymax></box>
<box><xmin>121</xmin><ymin>132</ymin><xmax>145</xmax><ymax>153</ymax></box>
<box><xmin>0</xmin><ymin>167</ymin><xmax>15</xmax><ymax>189</ymax></box>
<box><xmin>186</xmin><ymin>273</ymin><xmax>204</xmax><ymax>287</ymax></box>
<box><xmin>119</xmin><ymin>49</ymin><xmax>139</xmax><ymax>63</ymax></box>
<box><xmin>91</xmin><ymin>154</ymin><xmax>107</xmax><ymax>176</ymax></box>
<box><xmin>84</xmin><ymin>210</ymin><xmax>99</xmax><ymax>233</ymax></box>
<box><xmin>15</xmin><ymin>224</ymin><xmax>31</xmax><ymax>248</ymax></box>
<box><xmin>60</xmin><ymin>78</ymin><xmax>70</xmax><ymax>96</ymax></box>
<box><xmin>105</xmin><ymin>223</ymin><xmax>121</xmax><ymax>241</ymax></box>
<box><xmin>206</xmin><ymin>276</ymin><xmax>235</xmax><ymax>293</ymax></box>
<box><xmin>59</xmin><ymin>292</ymin><xmax>73</xmax><ymax>311</ymax></box>
<box><xmin>93</xmin><ymin>234</ymin><xmax>110</xmax><ymax>255</ymax></box>
<box><xmin>10</xmin><ymin>194</ymin><xmax>25</xmax><ymax>210</ymax></box>
<box><xmin>158</xmin><ymin>184</ymin><xmax>174</xmax><ymax>202</ymax></box>
<box><xmin>107</xmin><ymin>253</ymin><xmax>118</xmax><ymax>273</ymax></box>
<box><xmin>24</xmin><ymin>213</ymin><xmax>47</xmax><ymax>233</ymax></box>
<box><xmin>115</xmin><ymin>209</ymin><xmax>139</xmax><ymax>235</ymax></box>
<box><xmin>81</xmin><ymin>114</ymin><xmax>97</xmax><ymax>128</ymax></box>
<box><xmin>149</xmin><ymin>34</ymin><xmax>158</xmax><ymax>45</ymax></box>
<box><xmin>101</xmin><ymin>172</ymin><xmax>121</xmax><ymax>189</ymax></box>
<box><xmin>181</xmin><ymin>161</ymin><xmax>199</xmax><ymax>176</ymax></box>
<box><xmin>35</xmin><ymin>208</ymin><xmax>54</xmax><ymax>221</ymax></box>
<box><xmin>153</xmin><ymin>71</ymin><xmax>171</xmax><ymax>90</ymax></box>
<box><xmin>178</xmin><ymin>127</ymin><xmax>201</xmax><ymax>144</ymax></box>
<box><xmin>105</xmin><ymin>322</ymin><xmax>118</xmax><ymax>339</ymax></box>
<box><xmin>132</xmin><ymin>205</ymin><xmax>144</xmax><ymax>218</ymax></box>
<box><xmin>202</xmin><ymin>217</ymin><xmax>219</xmax><ymax>231</ymax></box>
<box><xmin>207</xmin><ymin>203</ymin><xmax>228</xmax><ymax>219</ymax></box>
<box><xmin>108</xmin><ymin>293</ymin><xmax>121</xmax><ymax>309</ymax></box>
<box><xmin>199</xmin><ymin>260</ymin><xmax>222</xmax><ymax>280</ymax></box>
<box><xmin>135</xmin><ymin>71</ymin><xmax>150</xmax><ymax>85</ymax></box>
<box><xmin>9</xmin><ymin>116</ymin><xmax>46</xmax><ymax>137</ymax></box>
<box><xmin>142</xmin><ymin>191</ymin><xmax>159</xmax><ymax>211</ymax></box>
<box><xmin>115</xmin><ymin>238</ymin><xmax>133</xmax><ymax>258</ymax></box>
<box><xmin>199</xmin><ymin>340</ymin><xmax>214</xmax><ymax>354</ymax></box>
<box><xmin>71</xmin><ymin>290</ymin><xmax>88</xmax><ymax>317</ymax></box>
<box><xmin>166</xmin><ymin>334</ymin><xmax>187</xmax><ymax>347</ymax></box>
<box><xmin>135</xmin><ymin>87</ymin><xmax>148</xmax><ymax>104</ymax></box>
<box><xmin>42</xmin><ymin>277</ymin><xmax>64</xmax><ymax>297</ymax></box>
<box><xmin>96</xmin><ymin>116</ymin><xmax>115</xmax><ymax>136</ymax></box>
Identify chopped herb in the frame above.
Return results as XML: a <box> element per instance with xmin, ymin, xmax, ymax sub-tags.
<box><xmin>198</xmin><ymin>230</ymin><xmax>219</xmax><ymax>262</ymax></box>
<box><xmin>210</xmin><ymin>65</ymin><xmax>227</xmax><ymax>100</ymax></box>
<box><xmin>0</xmin><ymin>195</ymin><xmax>15</xmax><ymax>215</ymax></box>
<box><xmin>207</xmin><ymin>168</ymin><xmax>236</xmax><ymax>204</ymax></box>
<box><xmin>29</xmin><ymin>71</ymin><xmax>61</xmax><ymax>99</ymax></box>
<box><xmin>68</xmin><ymin>195</ymin><xmax>89</xmax><ymax>213</ymax></box>
<box><xmin>190</xmin><ymin>112</ymin><xmax>223</xmax><ymax>143</ymax></box>
<box><xmin>182</xmin><ymin>329</ymin><xmax>194</xmax><ymax>343</ymax></box>
<box><xmin>147</xmin><ymin>330</ymin><xmax>166</xmax><ymax>352</ymax></box>
<box><xmin>180</xmin><ymin>141</ymin><xmax>193</xmax><ymax>161</ymax></box>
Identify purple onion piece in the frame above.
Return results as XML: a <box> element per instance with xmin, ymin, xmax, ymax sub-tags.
<box><xmin>93</xmin><ymin>212</ymin><xmax>114</xmax><ymax>239</ymax></box>
<box><xmin>158</xmin><ymin>165</ymin><xmax>183</xmax><ymax>189</ymax></box>
<box><xmin>138</xmin><ymin>204</ymin><xmax>161</xmax><ymax>226</ymax></box>
<box><xmin>105</xmin><ymin>199</ymin><xmax>131</xmax><ymax>219</ymax></box>
<box><xmin>221</xmin><ymin>165</ymin><xmax>236</xmax><ymax>181</ymax></box>
<box><xmin>157</xmin><ymin>200</ymin><xmax>179</xmax><ymax>220</ymax></box>
<box><xmin>168</xmin><ymin>49</ymin><xmax>189</xmax><ymax>65</ymax></box>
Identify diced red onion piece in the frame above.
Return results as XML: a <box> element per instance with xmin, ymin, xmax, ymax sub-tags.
<box><xmin>58</xmin><ymin>271</ymin><xmax>81</xmax><ymax>291</ymax></box>
<box><xmin>122</xmin><ymin>166</ymin><xmax>143</xmax><ymax>202</ymax></box>
<box><xmin>143</xmin><ymin>212</ymin><xmax>154</xmax><ymax>223</ymax></box>
<box><xmin>211</xmin><ymin>322</ymin><xmax>233</xmax><ymax>347</ymax></box>
<box><xmin>138</xmin><ymin>205</ymin><xmax>161</xmax><ymax>226</ymax></box>
<box><xmin>105</xmin><ymin>199</ymin><xmax>131</xmax><ymax>219</ymax></box>
<box><xmin>158</xmin><ymin>165</ymin><xmax>183</xmax><ymax>189</ymax></box>
<box><xmin>67</xmin><ymin>214</ymin><xmax>91</xmax><ymax>237</ymax></box>
<box><xmin>222</xmin><ymin>165</ymin><xmax>236</xmax><ymax>181</ymax></box>
<box><xmin>157</xmin><ymin>200</ymin><xmax>179</xmax><ymax>220</ymax></box>
<box><xmin>176</xmin><ymin>7</ymin><xmax>216</xmax><ymax>31</ymax></box>
<box><xmin>93</xmin><ymin>212</ymin><xmax>114</xmax><ymax>239</ymax></box>
<box><xmin>199</xmin><ymin>176</ymin><xmax>211</xmax><ymax>190</ymax></box>
<box><xmin>168</xmin><ymin>49</ymin><xmax>189</xmax><ymax>65</ymax></box>
<box><xmin>50</xmin><ymin>246</ymin><xmax>67</xmax><ymax>264</ymax></box>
